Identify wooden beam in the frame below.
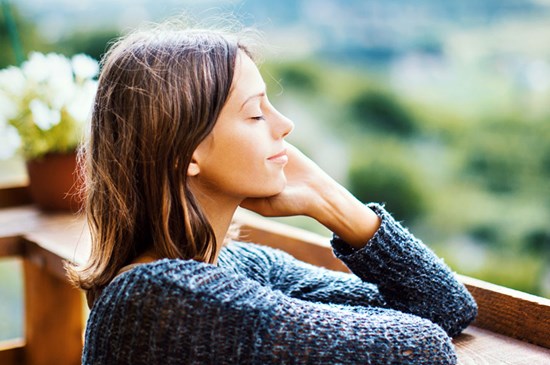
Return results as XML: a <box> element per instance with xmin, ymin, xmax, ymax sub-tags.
<box><xmin>23</xmin><ymin>239</ymin><xmax>75</xmax><ymax>281</ymax></box>
<box><xmin>0</xmin><ymin>186</ymin><xmax>31</xmax><ymax>208</ymax></box>
<box><xmin>235</xmin><ymin>210</ymin><xmax>349</xmax><ymax>273</ymax></box>
<box><xmin>459</xmin><ymin>274</ymin><xmax>550</xmax><ymax>349</ymax></box>
<box><xmin>0</xmin><ymin>339</ymin><xmax>25</xmax><ymax>365</ymax></box>
<box><xmin>0</xmin><ymin>236</ymin><xmax>24</xmax><ymax>258</ymax></box>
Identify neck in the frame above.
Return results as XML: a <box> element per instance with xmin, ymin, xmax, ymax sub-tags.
<box><xmin>189</xmin><ymin>183</ymin><xmax>241</xmax><ymax>262</ymax></box>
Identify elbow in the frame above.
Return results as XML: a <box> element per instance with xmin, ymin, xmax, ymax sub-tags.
<box><xmin>454</xmin><ymin>294</ymin><xmax>478</xmax><ymax>337</ymax></box>
<box><xmin>440</xmin><ymin>290</ymin><xmax>478</xmax><ymax>338</ymax></box>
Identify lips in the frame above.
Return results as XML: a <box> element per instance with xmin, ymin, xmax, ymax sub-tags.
<box><xmin>267</xmin><ymin>149</ymin><xmax>288</xmax><ymax>164</ymax></box>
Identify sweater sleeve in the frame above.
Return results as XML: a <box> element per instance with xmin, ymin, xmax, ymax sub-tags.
<box><xmin>219</xmin><ymin>241</ymin><xmax>387</xmax><ymax>308</ymax></box>
<box><xmin>221</xmin><ymin>203</ymin><xmax>476</xmax><ymax>338</ymax></box>
<box><xmin>331</xmin><ymin>203</ymin><xmax>477</xmax><ymax>337</ymax></box>
<box><xmin>83</xmin><ymin>260</ymin><xmax>457</xmax><ymax>365</ymax></box>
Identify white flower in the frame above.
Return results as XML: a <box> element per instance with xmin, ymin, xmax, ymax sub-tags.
<box><xmin>0</xmin><ymin>66</ymin><xmax>26</xmax><ymax>98</ymax></box>
<box><xmin>46</xmin><ymin>53</ymin><xmax>73</xmax><ymax>83</ymax></box>
<box><xmin>23</xmin><ymin>52</ymin><xmax>73</xmax><ymax>83</ymax></box>
<box><xmin>67</xmin><ymin>79</ymin><xmax>97</xmax><ymax>123</ymax></box>
<box><xmin>0</xmin><ymin>125</ymin><xmax>21</xmax><ymax>159</ymax></box>
<box><xmin>22</xmin><ymin>52</ymin><xmax>50</xmax><ymax>83</ymax></box>
<box><xmin>0</xmin><ymin>90</ymin><xmax>19</xmax><ymax>121</ymax></box>
<box><xmin>47</xmin><ymin>75</ymin><xmax>75</xmax><ymax>110</ymax></box>
<box><xmin>44</xmin><ymin>53</ymin><xmax>75</xmax><ymax>109</ymax></box>
<box><xmin>0</xmin><ymin>52</ymin><xmax>99</xmax><ymax>159</ymax></box>
<box><xmin>72</xmin><ymin>54</ymin><xmax>99</xmax><ymax>80</ymax></box>
<box><xmin>29</xmin><ymin>99</ymin><xmax>61</xmax><ymax>130</ymax></box>
<box><xmin>22</xmin><ymin>52</ymin><xmax>75</xmax><ymax>110</ymax></box>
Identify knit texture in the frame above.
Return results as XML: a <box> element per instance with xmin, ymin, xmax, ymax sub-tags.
<box><xmin>82</xmin><ymin>203</ymin><xmax>477</xmax><ymax>364</ymax></box>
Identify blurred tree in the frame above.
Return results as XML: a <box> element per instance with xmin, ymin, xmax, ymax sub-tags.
<box><xmin>348</xmin><ymin>89</ymin><xmax>418</xmax><ymax>137</ymax></box>
<box><xmin>1</xmin><ymin>0</ymin><xmax>23</xmax><ymax>64</ymax></box>
<box><xmin>466</xmin><ymin>150</ymin><xmax>521</xmax><ymax>193</ymax></box>
<box><xmin>468</xmin><ymin>224</ymin><xmax>502</xmax><ymax>248</ymax></box>
<box><xmin>269</xmin><ymin>61</ymin><xmax>319</xmax><ymax>92</ymax></box>
<box><xmin>462</xmin><ymin>118</ymin><xmax>545</xmax><ymax>194</ymax></box>
<box><xmin>524</xmin><ymin>229</ymin><xmax>550</xmax><ymax>257</ymax></box>
<box><xmin>56</xmin><ymin>29</ymin><xmax>120</xmax><ymax>61</ymax></box>
<box><xmin>348</xmin><ymin>159</ymin><xmax>427</xmax><ymax>223</ymax></box>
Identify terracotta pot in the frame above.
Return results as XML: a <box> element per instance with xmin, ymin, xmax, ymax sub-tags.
<box><xmin>26</xmin><ymin>152</ymin><xmax>83</xmax><ymax>212</ymax></box>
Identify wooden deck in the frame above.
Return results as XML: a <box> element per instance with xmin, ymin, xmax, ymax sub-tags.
<box><xmin>0</xmin><ymin>204</ymin><xmax>549</xmax><ymax>364</ymax></box>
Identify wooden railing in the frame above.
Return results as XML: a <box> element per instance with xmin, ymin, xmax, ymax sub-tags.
<box><xmin>0</xmin><ymin>196</ymin><xmax>549</xmax><ymax>364</ymax></box>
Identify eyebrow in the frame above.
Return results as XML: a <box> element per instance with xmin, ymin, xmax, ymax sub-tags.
<box><xmin>239</xmin><ymin>90</ymin><xmax>266</xmax><ymax>111</ymax></box>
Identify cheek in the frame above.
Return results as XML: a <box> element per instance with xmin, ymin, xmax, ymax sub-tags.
<box><xmin>224</xmin><ymin>152</ymin><xmax>285</xmax><ymax>197</ymax></box>
<box><xmin>197</xmin><ymin>122</ymin><xmax>286</xmax><ymax>198</ymax></box>
<box><xmin>242</xmin><ymin>162</ymin><xmax>287</xmax><ymax>195</ymax></box>
<box><xmin>200</xmin><ymin>144</ymin><xmax>286</xmax><ymax>198</ymax></box>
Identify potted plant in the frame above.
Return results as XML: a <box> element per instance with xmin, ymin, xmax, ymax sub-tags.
<box><xmin>0</xmin><ymin>52</ymin><xmax>99</xmax><ymax>211</ymax></box>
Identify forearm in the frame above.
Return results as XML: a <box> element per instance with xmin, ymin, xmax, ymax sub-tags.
<box><xmin>309</xmin><ymin>179</ymin><xmax>381</xmax><ymax>248</ymax></box>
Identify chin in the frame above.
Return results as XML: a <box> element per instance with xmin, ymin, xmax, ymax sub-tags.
<box><xmin>272</xmin><ymin>175</ymin><xmax>287</xmax><ymax>194</ymax></box>
<box><xmin>256</xmin><ymin>176</ymin><xmax>287</xmax><ymax>197</ymax></box>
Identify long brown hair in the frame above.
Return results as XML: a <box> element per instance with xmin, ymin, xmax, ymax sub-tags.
<box><xmin>67</xmin><ymin>24</ymin><xmax>253</xmax><ymax>304</ymax></box>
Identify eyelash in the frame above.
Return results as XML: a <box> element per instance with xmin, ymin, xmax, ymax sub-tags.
<box><xmin>251</xmin><ymin>115</ymin><xmax>265</xmax><ymax>121</ymax></box>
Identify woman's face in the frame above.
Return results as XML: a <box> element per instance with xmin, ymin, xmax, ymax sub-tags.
<box><xmin>189</xmin><ymin>51</ymin><xmax>294</xmax><ymax>202</ymax></box>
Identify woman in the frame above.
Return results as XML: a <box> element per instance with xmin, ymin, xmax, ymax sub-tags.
<box><xmin>70</xmin><ymin>24</ymin><xmax>477</xmax><ymax>365</ymax></box>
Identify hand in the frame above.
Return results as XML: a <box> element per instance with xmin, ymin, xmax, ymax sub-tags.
<box><xmin>240</xmin><ymin>142</ymin><xmax>333</xmax><ymax>218</ymax></box>
<box><xmin>240</xmin><ymin>143</ymin><xmax>381</xmax><ymax>248</ymax></box>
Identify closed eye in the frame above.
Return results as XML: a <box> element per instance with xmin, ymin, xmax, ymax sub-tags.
<box><xmin>251</xmin><ymin>115</ymin><xmax>266</xmax><ymax>121</ymax></box>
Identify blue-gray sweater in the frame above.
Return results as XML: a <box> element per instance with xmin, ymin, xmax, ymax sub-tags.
<box><xmin>83</xmin><ymin>204</ymin><xmax>477</xmax><ymax>364</ymax></box>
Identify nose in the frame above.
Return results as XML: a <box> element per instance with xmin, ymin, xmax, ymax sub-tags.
<box><xmin>272</xmin><ymin>109</ymin><xmax>294</xmax><ymax>139</ymax></box>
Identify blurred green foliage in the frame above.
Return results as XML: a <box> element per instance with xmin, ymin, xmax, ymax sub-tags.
<box><xmin>348</xmin><ymin>153</ymin><xmax>427</xmax><ymax>224</ymax></box>
<box><xmin>461</xmin><ymin>118</ymin><xmax>550</xmax><ymax>194</ymax></box>
<box><xmin>0</xmin><ymin>4</ymin><xmax>41</xmax><ymax>67</ymax></box>
<box><xmin>56</xmin><ymin>29</ymin><xmax>120</xmax><ymax>61</ymax></box>
<box><xmin>267</xmin><ymin>60</ymin><xmax>320</xmax><ymax>93</ymax></box>
<box><xmin>347</xmin><ymin>89</ymin><xmax>418</xmax><ymax>137</ymax></box>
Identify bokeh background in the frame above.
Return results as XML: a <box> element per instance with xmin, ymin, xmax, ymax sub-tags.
<box><xmin>1</xmin><ymin>0</ymin><xmax>550</xmax><ymax>340</ymax></box>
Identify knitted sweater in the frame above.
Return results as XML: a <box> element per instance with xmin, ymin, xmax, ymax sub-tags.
<box><xmin>83</xmin><ymin>204</ymin><xmax>477</xmax><ymax>364</ymax></box>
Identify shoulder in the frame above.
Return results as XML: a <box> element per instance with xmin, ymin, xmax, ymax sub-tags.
<box><xmin>83</xmin><ymin>259</ymin><xmax>284</xmax><ymax>364</ymax></box>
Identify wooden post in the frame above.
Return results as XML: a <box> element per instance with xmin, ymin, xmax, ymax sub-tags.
<box><xmin>23</xmin><ymin>254</ymin><xmax>83</xmax><ymax>365</ymax></box>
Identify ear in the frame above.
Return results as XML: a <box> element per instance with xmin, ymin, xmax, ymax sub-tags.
<box><xmin>187</xmin><ymin>136</ymin><xmax>210</xmax><ymax>177</ymax></box>
<box><xmin>187</xmin><ymin>155</ymin><xmax>200</xmax><ymax>177</ymax></box>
